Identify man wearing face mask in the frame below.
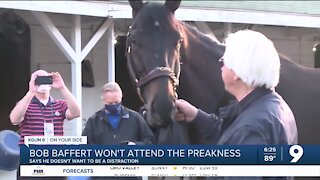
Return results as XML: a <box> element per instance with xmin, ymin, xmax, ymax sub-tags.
<box><xmin>82</xmin><ymin>82</ymin><xmax>154</xmax><ymax>146</ymax></box>
<box><xmin>9</xmin><ymin>70</ymin><xmax>81</xmax><ymax>145</ymax></box>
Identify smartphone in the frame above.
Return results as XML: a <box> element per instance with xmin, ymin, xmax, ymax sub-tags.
<box><xmin>35</xmin><ymin>76</ymin><xmax>53</xmax><ymax>85</ymax></box>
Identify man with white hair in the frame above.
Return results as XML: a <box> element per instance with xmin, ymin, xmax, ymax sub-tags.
<box><xmin>175</xmin><ymin>30</ymin><xmax>298</xmax><ymax>145</ymax></box>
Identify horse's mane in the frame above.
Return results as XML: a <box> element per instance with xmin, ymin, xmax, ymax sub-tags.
<box><xmin>181</xmin><ymin>22</ymin><xmax>224</xmax><ymax>47</ymax></box>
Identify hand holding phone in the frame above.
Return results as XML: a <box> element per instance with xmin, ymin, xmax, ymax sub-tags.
<box><xmin>35</xmin><ymin>76</ymin><xmax>53</xmax><ymax>85</ymax></box>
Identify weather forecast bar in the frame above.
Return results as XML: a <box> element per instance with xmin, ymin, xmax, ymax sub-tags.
<box><xmin>20</xmin><ymin>165</ymin><xmax>320</xmax><ymax>177</ymax></box>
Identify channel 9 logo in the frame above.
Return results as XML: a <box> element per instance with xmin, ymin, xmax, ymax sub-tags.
<box><xmin>289</xmin><ymin>145</ymin><xmax>304</xmax><ymax>163</ymax></box>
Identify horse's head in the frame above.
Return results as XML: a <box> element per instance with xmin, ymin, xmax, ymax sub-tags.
<box><xmin>126</xmin><ymin>0</ymin><xmax>183</xmax><ymax>127</ymax></box>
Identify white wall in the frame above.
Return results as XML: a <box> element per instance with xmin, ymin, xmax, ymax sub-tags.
<box><xmin>212</xmin><ymin>25</ymin><xmax>317</xmax><ymax>68</ymax></box>
<box><xmin>250</xmin><ymin>26</ymin><xmax>316</xmax><ymax>67</ymax></box>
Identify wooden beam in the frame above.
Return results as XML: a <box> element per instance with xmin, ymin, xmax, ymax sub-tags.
<box><xmin>1</xmin><ymin>1</ymin><xmax>320</xmax><ymax>28</ymax></box>
<box><xmin>70</xmin><ymin>15</ymin><xmax>83</xmax><ymax>136</ymax></box>
<box><xmin>32</xmin><ymin>11</ymin><xmax>76</xmax><ymax>63</ymax></box>
<box><xmin>107</xmin><ymin>21</ymin><xmax>115</xmax><ymax>83</ymax></box>
<box><xmin>0</xmin><ymin>1</ymin><xmax>109</xmax><ymax>17</ymax></box>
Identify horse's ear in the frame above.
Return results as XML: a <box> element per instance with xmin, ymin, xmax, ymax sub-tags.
<box><xmin>129</xmin><ymin>0</ymin><xmax>143</xmax><ymax>16</ymax></box>
<box><xmin>164</xmin><ymin>0</ymin><xmax>181</xmax><ymax>13</ymax></box>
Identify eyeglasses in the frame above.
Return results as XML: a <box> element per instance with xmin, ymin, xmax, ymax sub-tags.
<box><xmin>219</xmin><ymin>57</ymin><xmax>224</xmax><ymax>66</ymax></box>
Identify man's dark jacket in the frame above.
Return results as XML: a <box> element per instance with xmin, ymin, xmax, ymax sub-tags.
<box><xmin>192</xmin><ymin>87</ymin><xmax>297</xmax><ymax>145</ymax></box>
<box><xmin>192</xmin><ymin>88</ymin><xmax>298</xmax><ymax>180</ymax></box>
<box><xmin>82</xmin><ymin>106</ymin><xmax>154</xmax><ymax>145</ymax></box>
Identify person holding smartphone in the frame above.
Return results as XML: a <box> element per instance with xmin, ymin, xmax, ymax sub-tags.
<box><xmin>9</xmin><ymin>69</ymin><xmax>81</xmax><ymax>145</ymax></box>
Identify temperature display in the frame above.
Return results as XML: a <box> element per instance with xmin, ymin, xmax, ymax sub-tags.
<box><xmin>263</xmin><ymin>146</ymin><xmax>277</xmax><ymax>162</ymax></box>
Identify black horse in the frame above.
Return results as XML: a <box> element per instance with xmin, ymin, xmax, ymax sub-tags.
<box><xmin>126</xmin><ymin>0</ymin><xmax>320</xmax><ymax>145</ymax></box>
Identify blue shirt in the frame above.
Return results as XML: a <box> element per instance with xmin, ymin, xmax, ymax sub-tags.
<box><xmin>106</xmin><ymin>113</ymin><xmax>120</xmax><ymax>130</ymax></box>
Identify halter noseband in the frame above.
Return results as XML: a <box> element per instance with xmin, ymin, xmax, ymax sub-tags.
<box><xmin>136</xmin><ymin>66</ymin><xmax>179</xmax><ymax>103</ymax></box>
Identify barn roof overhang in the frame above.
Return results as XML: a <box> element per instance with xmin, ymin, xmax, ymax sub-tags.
<box><xmin>0</xmin><ymin>1</ymin><xmax>320</xmax><ymax>28</ymax></box>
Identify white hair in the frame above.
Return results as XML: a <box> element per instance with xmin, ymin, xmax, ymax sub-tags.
<box><xmin>223</xmin><ymin>30</ymin><xmax>280</xmax><ymax>89</ymax></box>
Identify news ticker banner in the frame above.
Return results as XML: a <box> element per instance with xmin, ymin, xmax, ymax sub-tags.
<box><xmin>21</xmin><ymin>144</ymin><xmax>320</xmax><ymax>165</ymax></box>
<box><xmin>20</xmin><ymin>141</ymin><xmax>320</xmax><ymax>177</ymax></box>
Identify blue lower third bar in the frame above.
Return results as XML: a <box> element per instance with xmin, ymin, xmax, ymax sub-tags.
<box><xmin>20</xmin><ymin>145</ymin><xmax>320</xmax><ymax>165</ymax></box>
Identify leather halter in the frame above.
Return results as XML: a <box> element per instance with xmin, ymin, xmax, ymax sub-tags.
<box><xmin>126</xmin><ymin>29</ymin><xmax>182</xmax><ymax>103</ymax></box>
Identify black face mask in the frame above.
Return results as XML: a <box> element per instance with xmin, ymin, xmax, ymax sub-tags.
<box><xmin>105</xmin><ymin>102</ymin><xmax>121</xmax><ymax>115</ymax></box>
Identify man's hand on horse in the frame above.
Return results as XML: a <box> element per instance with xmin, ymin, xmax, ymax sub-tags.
<box><xmin>175</xmin><ymin>99</ymin><xmax>198</xmax><ymax>122</ymax></box>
